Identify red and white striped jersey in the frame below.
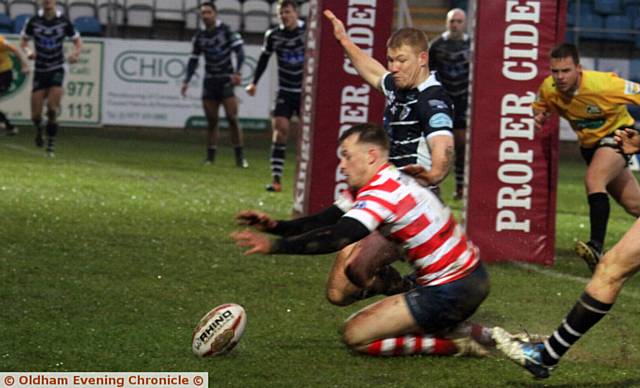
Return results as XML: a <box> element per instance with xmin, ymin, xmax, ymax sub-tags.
<box><xmin>337</xmin><ymin>163</ymin><xmax>480</xmax><ymax>287</ymax></box>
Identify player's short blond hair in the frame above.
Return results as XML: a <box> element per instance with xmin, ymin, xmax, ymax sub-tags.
<box><xmin>387</xmin><ymin>28</ymin><xmax>429</xmax><ymax>54</ymax></box>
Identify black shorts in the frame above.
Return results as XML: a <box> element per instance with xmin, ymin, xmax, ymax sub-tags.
<box><xmin>0</xmin><ymin>70</ymin><xmax>12</xmax><ymax>95</ymax></box>
<box><xmin>273</xmin><ymin>90</ymin><xmax>301</xmax><ymax>119</ymax></box>
<box><xmin>404</xmin><ymin>263</ymin><xmax>489</xmax><ymax>334</ymax></box>
<box><xmin>202</xmin><ymin>76</ymin><xmax>235</xmax><ymax>101</ymax></box>
<box><xmin>580</xmin><ymin>132</ymin><xmax>631</xmax><ymax>165</ymax></box>
<box><xmin>452</xmin><ymin>95</ymin><xmax>468</xmax><ymax>130</ymax></box>
<box><xmin>32</xmin><ymin>69</ymin><xmax>65</xmax><ymax>92</ymax></box>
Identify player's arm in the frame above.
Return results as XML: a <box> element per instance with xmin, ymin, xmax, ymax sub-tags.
<box><xmin>182</xmin><ymin>37</ymin><xmax>200</xmax><ymax>96</ymax></box>
<box><xmin>68</xmin><ymin>36</ymin><xmax>82</xmax><ymax>64</ymax></box>
<box><xmin>401</xmin><ymin>134</ymin><xmax>454</xmax><ymax>186</ymax></box>
<box><xmin>532</xmin><ymin>83</ymin><xmax>553</xmax><ymax>131</ymax></box>
<box><xmin>236</xmin><ymin>205</ymin><xmax>345</xmax><ymax>237</ymax></box>
<box><xmin>231</xmin><ymin>42</ymin><xmax>245</xmax><ymax>86</ymax></box>
<box><xmin>19</xmin><ymin>21</ymin><xmax>34</xmax><ymax>60</ymax></box>
<box><xmin>232</xmin><ymin>216</ymin><xmax>370</xmax><ymax>255</ymax></box>
<box><xmin>245</xmin><ymin>51</ymin><xmax>270</xmax><ymax>96</ymax></box>
<box><xmin>324</xmin><ymin>10</ymin><xmax>387</xmax><ymax>91</ymax></box>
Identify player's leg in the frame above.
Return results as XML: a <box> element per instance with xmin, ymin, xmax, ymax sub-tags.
<box><xmin>342</xmin><ymin>264</ymin><xmax>490</xmax><ymax>357</ymax></box>
<box><xmin>493</xmin><ymin>219</ymin><xmax>640</xmax><ymax>379</ymax></box>
<box><xmin>325</xmin><ymin>232</ymin><xmax>408</xmax><ymax>306</ymax></box>
<box><xmin>576</xmin><ymin>145</ymin><xmax>627</xmax><ymax>270</ymax></box>
<box><xmin>44</xmin><ymin>85</ymin><xmax>64</xmax><ymax>155</ymax></box>
<box><xmin>221</xmin><ymin>91</ymin><xmax>247</xmax><ymax>168</ymax></box>
<box><xmin>202</xmin><ymin>99</ymin><xmax>220</xmax><ymax>164</ymax></box>
<box><xmin>266</xmin><ymin>116</ymin><xmax>290</xmax><ymax>192</ymax></box>
<box><xmin>606</xmin><ymin>168</ymin><xmax>640</xmax><ymax>217</ymax></box>
<box><xmin>0</xmin><ymin>70</ymin><xmax>17</xmax><ymax>135</ymax></box>
<box><xmin>30</xmin><ymin>89</ymin><xmax>46</xmax><ymax>148</ymax></box>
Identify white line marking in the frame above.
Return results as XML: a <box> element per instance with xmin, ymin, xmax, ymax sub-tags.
<box><xmin>513</xmin><ymin>262</ymin><xmax>640</xmax><ymax>301</ymax></box>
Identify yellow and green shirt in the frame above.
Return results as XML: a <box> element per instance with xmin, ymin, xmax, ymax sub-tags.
<box><xmin>0</xmin><ymin>35</ymin><xmax>13</xmax><ymax>73</ymax></box>
<box><xmin>532</xmin><ymin>70</ymin><xmax>640</xmax><ymax>148</ymax></box>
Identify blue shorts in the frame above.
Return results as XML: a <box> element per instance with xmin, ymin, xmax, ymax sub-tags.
<box><xmin>405</xmin><ymin>263</ymin><xmax>489</xmax><ymax>334</ymax></box>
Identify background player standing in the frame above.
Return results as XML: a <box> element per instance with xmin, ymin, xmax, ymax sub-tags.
<box><xmin>0</xmin><ymin>34</ymin><xmax>30</xmax><ymax>135</ymax></box>
<box><xmin>532</xmin><ymin>43</ymin><xmax>640</xmax><ymax>272</ymax></box>
<box><xmin>20</xmin><ymin>0</ymin><xmax>82</xmax><ymax>157</ymax></box>
<box><xmin>182</xmin><ymin>1</ymin><xmax>248</xmax><ymax>168</ymax></box>
<box><xmin>429</xmin><ymin>8</ymin><xmax>470</xmax><ymax>200</ymax></box>
<box><xmin>245</xmin><ymin>0</ymin><xmax>305</xmax><ymax>192</ymax></box>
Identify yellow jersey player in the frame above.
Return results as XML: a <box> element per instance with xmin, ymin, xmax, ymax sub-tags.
<box><xmin>533</xmin><ymin>43</ymin><xmax>640</xmax><ymax>272</ymax></box>
<box><xmin>0</xmin><ymin>34</ymin><xmax>29</xmax><ymax>135</ymax></box>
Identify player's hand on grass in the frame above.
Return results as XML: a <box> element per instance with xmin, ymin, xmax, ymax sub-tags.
<box><xmin>324</xmin><ymin>10</ymin><xmax>347</xmax><ymax>43</ymax></box>
<box><xmin>245</xmin><ymin>83</ymin><xmax>257</xmax><ymax>96</ymax></box>
<box><xmin>614</xmin><ymin>127</ymin><xmax>640</xmax><ymax>154</ymax></box>
<box><xmin>236</xmin><ymin>210</ymin><xmax>277</xmax><ymax>231</ymax></box>
<box><xmin>231</xmin><ymin>230</ymin><xmax>272</xmax><ymax>255</ymax></box>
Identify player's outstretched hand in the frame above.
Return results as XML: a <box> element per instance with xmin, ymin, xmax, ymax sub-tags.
<box><xmin>180</xmin><ymin>82</ymin><xmax>189</xmax><ymax>97</ymax></box>
<box><xmin>324</xmin><ymin>10</ymin><xmax>347</xmax><ymax>43</ymax></box>
<box><xmin>236</xmin><ymin>210</ymin><xmax>277</xmax><ymax>231</ymax></box>
<box><xmin>400</xmin><ymin>164</ymin><xmax>430</xmax><ymax>186</ymax></box>
<box><xmin>614</xmin><ymin>127</ymin><xmax>640</xmax><ymax>155</ymax></box>
<box><xmin>231</xmin><ymin>230</ymin><xmax>272</xmax><ymax>255</ymax></box>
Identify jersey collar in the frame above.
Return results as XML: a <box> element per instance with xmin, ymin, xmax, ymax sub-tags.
<box><xmin>417</xmin><ymin>72</ymin><xmax>442</xmax><ymax>92</ymax></box>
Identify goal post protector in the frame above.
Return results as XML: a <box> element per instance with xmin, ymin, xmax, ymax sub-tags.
<box><xmin>465</xmin><ymin>0</ymin><xmax>567</xmax><ymax>265</ymax></box>
<box><xmin>293</xmin><ymin>0</ymin><xmax>393</xmax><ymax>216</ymax></box>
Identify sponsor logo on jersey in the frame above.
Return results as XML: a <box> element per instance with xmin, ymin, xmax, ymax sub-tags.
<box><xmin>429</xmin><ymin>112</ymin><xmax>453</xmax><ymax>128</ymax></box>
<box><xmin>625</xmin><ymin>81</ymin><xmax>640</xmax><ymax>95</ymax></box>
<box><xmin>428</xmin><ymin>99</ymin><xmax>448</xmax><ymax>110</ymax></box>
<box><xmin>586</xmin><ymin>105</ymin><xmax>602</xmax><ymax>115</ymax></box>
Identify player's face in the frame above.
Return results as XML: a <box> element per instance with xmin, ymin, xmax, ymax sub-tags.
<box><xmin>200</xmin><ymin>6</ymin><xmax>217</xmax><ymax>27</ymax></box>
<box><xmin>339</xmin><ymin>135</ymin><xmax>372</xmax><ymax>189</ymax></box>
<box><xmin>41</xmin><ymin>0</ymin><xmax>56</xmax><ymax>11</ymax></box>
<box><xmin>387</xmin><ymin>45</ymin><xmax>427</xmax><ymax>89</ymax></box>
<box><xmin>447</xmin><ymin>11</ymin><xmax>466</xmax><ymax>37</ymax></box>
<box><xmin>279</xmin><ymin>5</ymin><xmax>299</xmax><ymax>29</ymax></box>
<box><xmin>550</xmin><ymin>56</ymin><xmax>582</xmax><ymax>94</ymax></box>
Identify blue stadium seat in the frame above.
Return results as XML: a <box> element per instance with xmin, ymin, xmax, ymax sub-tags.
<box><xmin>605</xmin><ymin>14</ymin><xmax>634</xmax><ymax>41</ymax></box>
<box><xmin>594</xmin><ymin>0</ymin><xmax>623</xmax><ymax>14</ymax></box>
<box><xmin>12</xmin><ymin>13</ymin><xmax>30</xmax><ymax>33</ymax></box>
<box><xmin>578</xmin><ymin>5</ymin><xmax>605</xmax><ymax>40</ymax></box>
<box><xmin>0</xmin><ymin>13</ymin><xmax>12</xmax><ymax>32</ymax></box>
<box><xmin>629</xmin><ymin>58</ymin><xmax>640</xmax><ymax>82</ymax></box>
<box><xmin>567</xmin><ymin>1</ymin><xmax>575</xmax><ymax>26</ymax></box>
<box><xmin>634</xmin><ymin>16</ymin><xmax>640</xmax><ymax>47</ymax></box>
<box><xmin>565</xmin><ymin>29</ymin><xmax>576</xmax><ymax>44</ymax></box>
<box><xmin>74</xmin><ymin>15</ymin><xmax>102</xmax><ymax>36</ymax></box>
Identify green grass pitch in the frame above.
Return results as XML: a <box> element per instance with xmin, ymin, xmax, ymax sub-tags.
<box><xmin>1</xmin><ymin>127</ymin><xmax>640</xmax><ymax>387</ymax></box>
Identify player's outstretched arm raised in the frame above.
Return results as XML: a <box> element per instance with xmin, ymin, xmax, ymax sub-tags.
<box><xmin>324</xmin><ymin>10</ymin><xmax>386</xmax><ymax>91</ymax></box>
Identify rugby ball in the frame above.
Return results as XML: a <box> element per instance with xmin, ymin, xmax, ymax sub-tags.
<box><xmin>192</xmin><ymin>303</ymin><xmax>247</xmax><ymax>357</ymax></box>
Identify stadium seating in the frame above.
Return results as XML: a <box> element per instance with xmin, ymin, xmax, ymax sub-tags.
<box><xmin>12</xmin><ymin>12</ymin><xmax>29</xmax><ymax>33</ymax></box>
<box><xmin>299</xmin><ymin>1</ymin><xmax>309</xmax><ymax>19</ymax></box>
<box><xmin>605</xmin><ymin>14</ymin><xmax>633</xmax><ymax>41</ymax></box>
<box><xmin>154</xmin><ymin>0</ymin><xmax>184</xmax><ymax>22</ymax></box>
<box><xmin>0</xmin><ymin>13</ymin><xmax>12</xmax><ymax>32</ymax></box>
<box><xmin>74</xmin><ymin>14</ymin><xmax>102</xmax><ymax>36</ymax></box>
<box><xmin>593</xmin><ymin>0</ymin><xmax>623</xmax><ymax>14</ymax></box>
<box><xmin>243</xmin><ymin>0</ymin><xmax>270</xmax><ymax>33</ymax></box>
<box><xmin>579</xmin><ymin>3</ymin><xmax>605</xmax><ymax>40</ymax></box>
<box><xmin>216</xmin><ymin>0</ymin><xmax>242</xmax><ymax>31</ymax></box>
<box><xmin>0</xmin><ymin>1</ymin><xmax>6</xmax><ymax>15</ymax></box>
<box><xmin>125</xmin><ymin>0</ymin><xmax>153</xmax><ymax>28</ymax></box>
<box><xmin>7</xmin><ymin>0</ymin><xmax>37</xmax><ymax>18</ymax></box>
<box><xmin>97</xmin><ymin>0</ymin><xmax>124</xmax><ymax>27</ymax></box>
<box><xmin>270</xmin><ymin>1</ymin><xmax>278</xmax><ymax>26</ymax></box>
<box><xmin>68</xmin><ymin>0</ymin><xmax>97</xmax><ymax>21</ymax></box>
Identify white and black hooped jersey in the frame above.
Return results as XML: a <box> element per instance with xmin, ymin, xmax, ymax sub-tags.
<box><xmin>428</xmin><ymin>32</ymin><xmax>470</xmax><ymax>100</ymax></box>
<box><xmin>21</xmin><ymin>10</ymin><xmax>79</xmax><ymax>73</ymax></box>
<box><xmin>189</xmin><ymin>20</ymin><xmax>243</xmax><ymax>79</ymax></box>
<box><xmin>381</xmin><ymin>72</ymin><xmax>454</xmax><ymax>168</ymax></box>
<box><xmin>261</xmin><ymin>20</ymin><xmax>305</xmax><ymax>92</ymax></box>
